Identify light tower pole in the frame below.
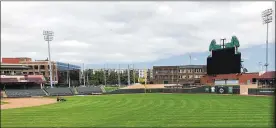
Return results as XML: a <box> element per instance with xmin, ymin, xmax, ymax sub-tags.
<box><xmin>43</xmin><ymin>30</ymin><xmax>54</xmax><ymax>88</ymax></box>
<box><xmin>104</xmin><ymin>64</ymin><xmax>107</xmax><ymax>86</ymax></box>
<box><xmin>118</xmin><ymin>64</ymin><xmax>121</xmax><ymax>87</ymax></box>
<box><xmin>127</xmin><ymin>64</ymin><xmax>130</xmax><ymax>86</ymax></box>
<box><xmin>262</xmin><ymin>8</ymin><xmax>273</xmax><ymax>72</ymax></box>
<box><xmin>83</xmin><ymin>63</ymin><xmax>86</xmax><ymax>86</ymax></box>
<box><xmin>133</xmin><ymin>64</ymin><xmax>135</xmax><ymax>84</ymax></box>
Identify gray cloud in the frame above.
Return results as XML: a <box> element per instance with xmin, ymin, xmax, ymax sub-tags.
<box><xmin>1</xmin><ymin>1</ymin><xmax>274</xmax><ymax>64</ymax></box>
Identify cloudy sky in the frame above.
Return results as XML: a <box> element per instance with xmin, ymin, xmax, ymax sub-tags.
<box><xmin>1</xmin><ymin>1</ymin><xmax>275</xmax><ymax>71</ymax></box>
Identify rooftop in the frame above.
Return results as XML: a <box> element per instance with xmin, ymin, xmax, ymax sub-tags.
<box><xmin>178</xmin><ymin>65</ymin><xmax>206</xmax><ymax>69</ymax></box>
<box><xmin>0</xmin><ymin>63</ymin><xmax>31</xmax><ymax>69</ymax></box>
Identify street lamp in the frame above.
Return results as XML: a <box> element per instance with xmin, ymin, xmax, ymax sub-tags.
<box><xmin>43</xmin><ymin>30</ymin><xmax>54</xmax><ymax>88</ymax></box>
<box><xmin>262</xmin><ymin>8</ymin><xmax>273</xmax><ymax>72</ymax></box>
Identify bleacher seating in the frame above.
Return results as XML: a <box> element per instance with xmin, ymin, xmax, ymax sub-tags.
<box><xmin>70</xmin><ymin>87</ymin><xmax>77</xmax><ymax>94</ymax></box>
<box><xmin>45</xmin><ymin>88</ymin><xmax>74</xmax><ymax>96</ymax></box>
<box><xmin>76</xmin><ymin>86</ymin><xmax>103</xmax><ymax>95</ymax></box>
<box><xmin>5</xmin><ymin>89</ymin><xmax>47</xmax><ymax>98</ymax></box>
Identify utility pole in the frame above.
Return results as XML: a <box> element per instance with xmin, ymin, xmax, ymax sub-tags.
<box><xmin>177</xmin><ymin>66</ymin><xmax>179</xmax><ymax>86</ymax></box>
<box><xmin>69</xmin><ymin>74</ymin><xmax>71</xmax><ymax>88</ymax></box>
<box><xmin>104</xmin><ymin>64</ymin><xmax>107</xmax><ymax>86</ymax></box>
<box><xmin>67</xmin><ymin>63</ymin><xmax>71</xmax><ymax>88</ymax></box>
<box><xmin>118</xmin><ymin>64</ymin><xmax>121</xmax><ymax>87</ymax></box>
<box><xmin>262</xmin><ymin>8</ymin><xmax>273</xmax><ymax>72</ymax></box>
<box><xmin>83</xmin><ymin>63</ymin><xmax>86</xmax><ymax>86</ymax></box>
<box><xmin>171</xmin><ymin>68</ymin><xmax>174</xmax><ymax>84</ymax></box>
<box><xmin>86</xmin><ymin>70</ymin><xmax>89</xmax><ymax>86</ymax></box>
<box><xmin>128</xmin><ymin>64</ymin><xmax>130</xmax><ymax>86</ymax></box>
<box><xmin>133</xmin><ymin>64</ymin><xmax>135</xmax><ymax>84</ymax></box>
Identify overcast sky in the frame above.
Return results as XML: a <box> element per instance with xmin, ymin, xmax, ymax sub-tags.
<box><xmin>1</xmin><ymin>1</ymin><xmax>275</xmax><ymax>65</ymax></box>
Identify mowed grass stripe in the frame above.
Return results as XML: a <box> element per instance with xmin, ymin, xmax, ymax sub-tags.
<box><xmin>1</xmin><ymin>93</ymin><xmax>273</xmax><ymax>127</ymax></box>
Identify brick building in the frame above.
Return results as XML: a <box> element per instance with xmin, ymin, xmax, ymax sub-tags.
<box><xmin>153</xmin><ymin>65</ymin><xmax>207</xmax><ymax>85</ymax></box>
<box><xmin>200</xmin><ymin>71</ymin><xmax>275</xmax><ymax>88</ymax></box>
<box><xmin>1</xmin><ymin>57</ymin><xmax>81</xmax><ymax>85</ymax></box>
<box><xmin>0</xmin><ymin>63</ymin><xmax>31</xmax><ymax>75</ymax></box>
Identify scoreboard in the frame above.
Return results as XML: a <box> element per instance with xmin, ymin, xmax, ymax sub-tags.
<box><xmin>207</xmin><ymin>47</ymin><xmax>241</xmax><ymax>75</ymax></box>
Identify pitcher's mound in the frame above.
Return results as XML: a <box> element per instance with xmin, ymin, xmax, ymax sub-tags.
<box><xmin>1</xmin><ymin>98</ymin><xmax>56</xmax><ymax>110</ymax></box>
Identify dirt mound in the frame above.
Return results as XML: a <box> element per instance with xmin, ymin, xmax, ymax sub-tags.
<box><xmin>1</xmin><ymin>97</ymin><xmax>56</xmax><ymax>110</ymax></box>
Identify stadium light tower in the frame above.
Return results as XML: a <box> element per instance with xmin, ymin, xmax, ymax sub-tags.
<box><xmin>262</xmin><ymin>8</ymin><xmax>273</xmax><ymax>72</ymax></box>
<box><xmin>43</xmin><ymin>30</ymin><xmax>54</xmax><ymax>88</ymax></box>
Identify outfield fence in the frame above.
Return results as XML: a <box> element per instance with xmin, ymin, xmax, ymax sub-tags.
<box><xmin>248</xmin><ymin>88</ymin><xmax>275</xmax><ymax>95</ymax></box>
<box><xmin>105</xmin><ymin>86</ymin><xmax>242</xmax><ymax>94</ymax></box>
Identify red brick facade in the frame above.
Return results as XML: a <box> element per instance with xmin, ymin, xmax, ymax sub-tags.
<box><xmin>200</xmin><ymin>72</ymin><xmax>260</xmax><ymax>85</ymax></box>
<box><xmin>2</xmin><ymin>57</ymin><xmax>32</xmax><ymax>64</ymax></box>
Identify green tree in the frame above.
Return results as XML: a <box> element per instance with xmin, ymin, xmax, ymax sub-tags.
<box><xmin>107</xmin><ymin>71</ymin><xmax>118</xmax><ymax>85</ymax></box>
<box><xmin>88</xmin><ymin>70</ymin><xmax>105</xmax><ymax>86</ymax></box>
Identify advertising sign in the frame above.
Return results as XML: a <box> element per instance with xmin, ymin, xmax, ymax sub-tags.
<box><xmin>228</xmin><ymin>86</ymin><xmax>233</xmax><ymax>94</ymax></box>
<box><xmin>211</xmin><ymin>87</ymin><xmax>215</xmax><ymax>93</ymax></box>
<box><xmin>205</xmin><ymin>87</ymin><xmax>210</xmax><ymax>93</ymax></box>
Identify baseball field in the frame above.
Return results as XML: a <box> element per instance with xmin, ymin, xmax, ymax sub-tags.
<box><xmin>1</xmin><ymin>93</ymin><xmax>273</xmax><ymax>127</ymax></box>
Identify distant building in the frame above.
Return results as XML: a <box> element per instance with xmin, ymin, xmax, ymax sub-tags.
<box><xmin>146</xmin><ymin>69</ymin><xmax>153</xmax><ymax>83</ymax></box>
<box><xmin>0</xmin><ymin>63</ymin><xmax>31</xmax><ymax>75</ymax></box>
<box><xmin>153</xmin><ymin>66</ymin><xmax>178</xmax><ymax>84</ymax></box>
<box><xmin>200</xmin><ymin>71</ymin><xmax>275</xmax><ymax>88</ymax></box>
<box><xmin>153</xmin><ymin>65</ymin><xmax>207</xmax><ymax>85</ymax></box>
<box><xmin>1</xmin><ymin>57</ymin><xmax>81</xmax><ymax>85</ymax></box>
<box><xmin>178</xmin><ymin>65</ymin><xmax>207</xmax><ymax>85</ymax></box>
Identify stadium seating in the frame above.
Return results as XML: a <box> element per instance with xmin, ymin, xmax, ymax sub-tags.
<box><xmin>5</xmin><ymin>89</ymin><xmax>47</xmax><ymax>98</ymax></box>
<box><xmin>45</xmin><ymin>88</ymin><xmax>74</xmax><ymax>96</ymax></box>
<box><xmin>76</xmin><ymin>86</ymin><xmax>103</xmax><ymax>95</ymax></box>
<box><xmin>70</xmin><ymin>87</ymin><xmax>78</xmax><ymax>94</ymax></box>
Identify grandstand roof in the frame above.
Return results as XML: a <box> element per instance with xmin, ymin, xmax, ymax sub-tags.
<box><xmin>0</xmin><ymin>63</ymin><xmax>31</xmax><ymax>69</ymax></box>
<box><xmin>179</xmin><ymin>65</ymin><xmax>206</xmax><ymax>69</ymax></box>
<box><xmin>258</xmin><ymin>71</ymin><xmax>275</xmax><ymax>79</ymax></box>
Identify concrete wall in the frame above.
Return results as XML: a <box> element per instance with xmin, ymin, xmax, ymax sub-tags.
<box><xmin>239</xmin><ymin>84</ymin><xmax>258</xmax><ymax>95</ymax></box>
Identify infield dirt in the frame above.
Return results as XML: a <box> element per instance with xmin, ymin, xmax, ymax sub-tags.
<box><xmin>1</xmin><ymin>98</ymin><xmax>56</xmax><ymax>110</ymax></box>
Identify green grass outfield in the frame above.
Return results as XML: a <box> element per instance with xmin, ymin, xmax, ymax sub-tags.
<box><xmin>1</xmin><ymin>94</ymin><xmax>273</xmax><ymax>128</ymax></box>
<box><xmin>104</xmin><ymin>87</ymin><xmax>119</xmax><ymax>92</ymax></box>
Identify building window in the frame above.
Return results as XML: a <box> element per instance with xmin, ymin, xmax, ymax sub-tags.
<box><xmin>41</xmin><ymin>71</ymin><xmax>45</xmax><ymax>75</ymax></box>
<box><xmin>40</xmin><ymin>65</ymin><xmax>45</xmax><ymax>69</ymax></box>
<box><xmin>34</xmin><ymin>65</ymin><xmax>38</xmax><ymax>69</ymax></box>
<box><xmin>182</xmin><ymin>75</ymin><xmax>186</xmax><ymax>79</ymax></box>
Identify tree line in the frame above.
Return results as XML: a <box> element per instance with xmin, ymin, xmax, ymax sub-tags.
<box><xmin>80</xmin><ymin>69</ymin><xmax>140</xmax><ymax>86</ymax></box>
